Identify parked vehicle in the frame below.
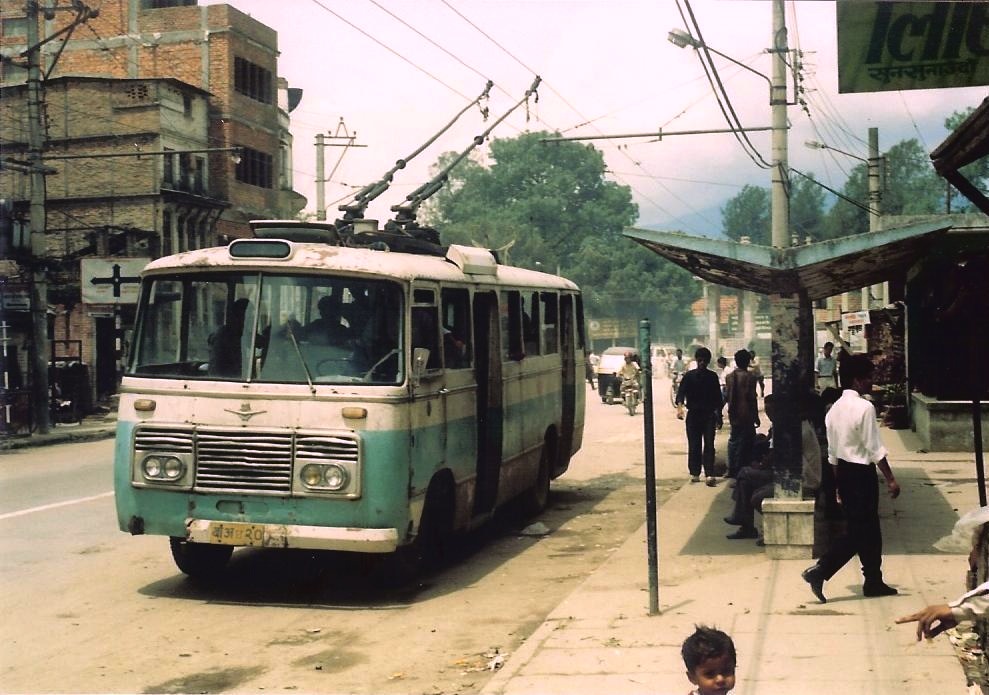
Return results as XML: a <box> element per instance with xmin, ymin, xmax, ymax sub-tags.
<box><xmin>113</xmin><ymin>220</ymin><xmax>586</xmax><ymax>580</ymax></box>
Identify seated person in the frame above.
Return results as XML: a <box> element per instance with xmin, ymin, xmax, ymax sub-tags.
<box><xmin>443</xmin><ymin>327</ymin><xmax>469</xmax><ymax>368</ymax></box>
<box><xmin>305</xmin><ymin>294</ymin><xmax>352</xmax><ymax>346</ymax></box>
<box><xmin>208</xmin><ymin>298</ymin><xmax>250</xmax><ymax>377</ymax></box>
<box><xmin>724</xmin><ymin>435</ymin><xmax>774</xmax><ymax>539</ymax></box>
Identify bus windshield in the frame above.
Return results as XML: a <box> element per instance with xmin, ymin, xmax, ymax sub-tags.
<box><xmin>128</xmin><ymin>272</ymin><xmax>404</xmax><ymax>385</ymax></box>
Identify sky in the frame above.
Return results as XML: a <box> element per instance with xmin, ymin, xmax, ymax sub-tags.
<box><xmin>208</xmin><ymin>0</ymin><xmax>988</xmax><ymax>237</ymax></box>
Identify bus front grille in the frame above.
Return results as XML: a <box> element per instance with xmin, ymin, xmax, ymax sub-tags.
<box><xmin>134</xmin><ymin>426</ymin><xmax>360</xmax><ymax>495</ymax></box>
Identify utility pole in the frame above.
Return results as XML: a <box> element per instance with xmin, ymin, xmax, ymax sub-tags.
<box><xmin>770</xmin><ymin>0</ymin><xmax>790</xmax><ymax>250</ymax></box>
<box><xmin>315</xmin><ymin>133</ymin><xmax>326</xmax><ymax>220</ymax></box>
<box><xmin>314</xmin><ymin>119</ymin><xmax>365</xmax><ymax>221</ymax></box>
<box><xmin>26</xmin><ymin>1</ymin><xmax>50</xmax><ymax>434</ymax></box>
<box><xmin>22</xmin><ymin>1</ymin><xmax>98</xmax><ymax>434</ymax></box>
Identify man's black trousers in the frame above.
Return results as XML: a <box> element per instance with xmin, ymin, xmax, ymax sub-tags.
<box><xmin>817</xmin><ymin>460</ymin><xmax>883</xmax><ymax>584</ymax></box>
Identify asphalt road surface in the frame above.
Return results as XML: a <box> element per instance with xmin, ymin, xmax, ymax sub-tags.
<box><xmin>0</xmin><ymin>380</ymin><xmax>687</xmax><ymax>694</ymax></box>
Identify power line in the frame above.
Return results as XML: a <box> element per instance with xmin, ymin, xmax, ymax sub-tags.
<box><xmin>308</xmin><ymin>0</ymin><xmax>471</xmax><ymax>101</ymax></box>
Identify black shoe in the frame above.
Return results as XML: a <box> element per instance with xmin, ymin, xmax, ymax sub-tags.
<box><xmin>727</xmin><ymin>527</ymin><xmax>759</xmax><ymax>539</ymax></box>
<box><xmin>801</xmin><ymin>565</ymin><xmax>827</xmax><ymax>603</ymax></box>
<box><xmin>723</xmin><ymin>516</ymin><xmax>744</xmax><ymax>526</ymax></box>
<box><xmin>863</xmin><ymin>581</ymin><xmax>898</xmax><ymax>597</ymax></box>
<box><xmin>756</xmin><ymin>538</ymin><xmax>765</xmax><ymax>546</ymax></box>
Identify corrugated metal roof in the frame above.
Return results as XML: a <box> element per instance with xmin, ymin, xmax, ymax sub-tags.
<box><xmin>624</xmin><ymin>218</ymin><xmax>953</xmax><ymax>300</ymax></box>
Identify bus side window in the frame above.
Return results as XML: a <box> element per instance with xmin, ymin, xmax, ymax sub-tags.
<box><xmin>541</xmin><ymin>292</ymin><xmax>559</xmax><ymax>354</ymax></box>
<box><xmin>575</xmin><ymin>294</ymin><xmax>587</xmax><ymax>351</ymax></box>
<box><xmin>523</xmin><ymin>291</ymin><xmax>540</xmax><ymax>357</ymax></box>
<box><xmin>412</xmin><ymin>305</ymin><xmax>441</xmax><ymax>370</ymax></box>
<box><xmin>501</xmin><ymin>290</ymin><xmax>523</xmax><ymax>361</ymax></box>
<box><xmin>441</xmin><ymin>287</ymin><xmax>471</xmax><ymax>369</ymax></box>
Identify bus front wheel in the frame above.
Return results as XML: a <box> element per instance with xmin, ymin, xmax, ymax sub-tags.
<box><xmin>169</xmin><ymin>537</ymin><xmax>233</xmax><ymax>579</ymax></box>
<box><xmin>387</xmin><ymin>476</ymin><xmax>454</xmax><ymax>584</ymax></box>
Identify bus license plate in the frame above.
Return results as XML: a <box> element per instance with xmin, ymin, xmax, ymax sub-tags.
<box><xmin>208</xmin><ymin>522</ymin><xmax>265</xmax><ymax>546</ymax></box>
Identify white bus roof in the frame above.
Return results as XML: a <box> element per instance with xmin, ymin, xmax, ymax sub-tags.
<box><xmin>140</xmin><ymin>241</ymin><xmax>579</xmax><ymax>291</ymax></box>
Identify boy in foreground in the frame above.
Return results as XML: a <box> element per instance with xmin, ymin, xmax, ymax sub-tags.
<box><xmin>681</xmin><ymin>625</ymin><xmax>736</xmax><ymax>695</ymax></box>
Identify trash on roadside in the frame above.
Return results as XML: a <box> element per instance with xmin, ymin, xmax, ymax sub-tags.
<box><xmin>518</xmin><ymin>522</ymin><xmax>551</xmax><ymax>537</ymax></box>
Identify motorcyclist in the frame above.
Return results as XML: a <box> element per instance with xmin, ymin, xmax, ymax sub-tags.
<box><xmin>670</xmin><ymin>348</ymin><xmax>687</xmax><ymax>388</ymax></box>
<box><xmin>619</xmin><ymin>351</ymin><xmax>641</xmax><ymax>396</ymax></box>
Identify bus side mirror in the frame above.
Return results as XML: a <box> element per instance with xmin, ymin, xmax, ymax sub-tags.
<box><xmin>412</xmin><ymin>347</ymin><xmax>430</xmax><ymax>387</ymax></box>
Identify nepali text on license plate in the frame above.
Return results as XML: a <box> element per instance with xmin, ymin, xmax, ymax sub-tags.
<box><xmin>208</xmin><ymin>522</ymin><xmax>265</xmax><ymax>546</ymax></box>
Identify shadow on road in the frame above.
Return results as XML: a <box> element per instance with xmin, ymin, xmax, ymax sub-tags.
<box><xmin>137</xmin><ymin>471</ymin><xmax>662</xmax><ymax>608</ymax></box>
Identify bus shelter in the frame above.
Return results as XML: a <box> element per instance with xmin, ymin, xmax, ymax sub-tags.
<box><xmin>624</xmin><ymin>218</ymin><xmax>952</xmax><ymax>556</ymax></box>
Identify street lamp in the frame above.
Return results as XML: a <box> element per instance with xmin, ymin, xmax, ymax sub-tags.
<box><xmin>667</xmin><ymin>29</ymin><xmax>772</xmax><ymax>95</ymax></box>
<box><xmin>804</xmin><ymin>140</ymin><xmax>867</xmax><ymax>164</ymax></box>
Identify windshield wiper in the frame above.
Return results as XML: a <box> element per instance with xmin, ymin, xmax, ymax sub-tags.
<box><xmin>285</xmin><ymin>322</ymin><xmax>316</xmax><ymax>394</ymax></box>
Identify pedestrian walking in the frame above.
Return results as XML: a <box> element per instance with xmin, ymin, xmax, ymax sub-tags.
<box><xmin>676</xmin><ymin>346</ymin><xmax>723</xmax><ymax>487</ymax></box>
<box><xmin>801</xmin><ymin>353</ymin><xmax>901</xmax><ymax>603</ymax></box>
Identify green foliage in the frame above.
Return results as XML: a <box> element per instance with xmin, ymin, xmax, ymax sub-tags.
<box><xmin>721</xmin><ymin>184</ymin><xmax>770</xmax><ymax>244</ymax></box>
<box><xmin>789</xmin><ymin>172</ymin><xmax>826</xmax><ymax>243</ymax></box>
<box><xmin>822</xmin><ymin>138</ymin><xmax>945</xmax><ymax>238</ymax></box>
<box><xmin>421</xmin><ymin>130</ymin><xmax>700</xmax><ymax>337</ymax></box>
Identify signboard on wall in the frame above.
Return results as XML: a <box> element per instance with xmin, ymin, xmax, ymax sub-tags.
<box><xmin>81</xmin><ymin>258</ymin><xmax>149</xmax><ymax>304</ymax></box>
<box><xmin>837</xmin><ymin>1</ymin><xmax>989</xmax><ymax>93</ymax></box>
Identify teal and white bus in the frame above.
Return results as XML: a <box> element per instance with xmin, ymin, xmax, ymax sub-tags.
<box><xmin>114</xmin><ymin>221</ymin><xmax>585</xmax><ymax>579</ymax></box>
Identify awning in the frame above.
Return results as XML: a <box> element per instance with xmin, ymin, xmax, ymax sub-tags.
<box><xmin>930</xmin><ymin>96</ymin><xmax>989</xmax><ymax>216</ymax></box>
<box><xmin>623</xmin><ymin>218</ymin><xmax>953</xmax><ymax>300</ymax></box>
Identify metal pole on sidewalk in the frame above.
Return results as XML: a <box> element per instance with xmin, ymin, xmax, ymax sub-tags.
<box><xmin>640</xmin><ymin>319</ymin><xmax>659</xmax><ymax>615</ymax></box>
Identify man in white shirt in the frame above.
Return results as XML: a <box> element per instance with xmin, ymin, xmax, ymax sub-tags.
<box><xmin>801</xmin><ymin>353</ymin><xmax>901</xmax><ymax>603</ymax></box>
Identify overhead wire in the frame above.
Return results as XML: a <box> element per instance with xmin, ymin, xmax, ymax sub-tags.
<box><xmin>438</xmin><ymin>0</ymin><xmax>717</xmax><ymax>227</ymax></box>
<box><xmin>676</xmin><ymin>0</ymin><xmax>773</xmax><ymax>170</ymax></box>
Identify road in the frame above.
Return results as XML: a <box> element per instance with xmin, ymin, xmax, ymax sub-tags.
<box><xmin>0</xmin><ymin>379</ymin><xmax>690</xmax><ymax>694</ymax></box>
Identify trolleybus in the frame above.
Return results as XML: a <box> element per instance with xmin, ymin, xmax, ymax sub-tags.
<box><xmin>113</xmin><ymin>220</ymin><xmax>585</xmax><ymax>579</ymax></box>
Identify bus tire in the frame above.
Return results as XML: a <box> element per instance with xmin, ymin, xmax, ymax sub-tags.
<box><xmin>522</xmin><ymin>436</ymin><xmax>553</xmax><ymax>516</ymax></box>
<box><xmin>388</xmin><ymin>475</ymin><xmax>454</xmax><ymax>584</ymax></box>
<box><xmin>169</xmin><ymin>537</ymin><xmax>232</xmax><ymax>580</ymax></box>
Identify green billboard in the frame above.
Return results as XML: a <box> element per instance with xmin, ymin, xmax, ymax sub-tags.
<box><xmin>837</xmin><ymin>1</ymin><xmax>989</xmax><ymax>93</ymax></box>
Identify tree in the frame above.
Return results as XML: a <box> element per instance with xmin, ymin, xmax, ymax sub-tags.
<box><xmin>822</xmin><ymin>138</ymin><xmax>944</xmax><ymax>238</ymax></box>
<box><xmin>421</xmin><ymin>130</ymin><xmax>699</xmax><ymax>338</ymax></box>
<box><xmin>721</xmin><ymin>184</ymin><xmax>770</xmax><ymax>244</ymax></box>
<box><xmin>789</xmin><ymin>173</ymin><xmax>826</xmax><ymax>243</ymax></box>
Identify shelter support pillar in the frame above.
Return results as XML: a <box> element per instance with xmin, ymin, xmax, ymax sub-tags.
<box><xmin>763</xmin><ymin>292</ymin><xmax>815</xmax><ymax>559</ymax></box>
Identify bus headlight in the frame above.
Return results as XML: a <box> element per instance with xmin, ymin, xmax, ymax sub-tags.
<box><xmin>141</xmin><ymin>455</ymin><xmax>186</xmax><ymax>482</ymax></box>
<box><xmin>299</xmin><ymin>463</ymin><xmax>349</xmax><ymax>491</ymax></box>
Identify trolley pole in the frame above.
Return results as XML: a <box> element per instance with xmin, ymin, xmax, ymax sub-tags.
<box><xmin>639</xmin><ymin>319</ymin><xmax>659</xmax><ymax>615</ymax></box>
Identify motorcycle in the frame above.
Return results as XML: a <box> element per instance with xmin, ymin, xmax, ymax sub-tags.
<box><xmin>621</xmin><ymin>376</ymin><xmax>640</xmax><ymax>416</ymax></box>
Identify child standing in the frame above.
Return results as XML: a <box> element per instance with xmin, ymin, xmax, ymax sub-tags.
<box><xmin>681</xmin><ymin>625</ymin><xmax>736</xmax><ymax>695</ymax></box>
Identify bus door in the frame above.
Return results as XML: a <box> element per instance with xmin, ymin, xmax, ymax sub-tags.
<box><xmin>558</xmin><ymin>294</ymin><xmax>578</xmax><ymax>473</ymax></box>
<box><xmin>472</xmin><ymin>290</ymin><xmax>502</xmax><ymax>515</ymax></box>
<box><xmin>440</xmin><ymin>287</ymin><xmax>476</xmax><ymax>479</ymax></box>
<box><xmin>410</xmin><ymin>286</ymin><xmax>446</xmax><ymax>492</ymax></box>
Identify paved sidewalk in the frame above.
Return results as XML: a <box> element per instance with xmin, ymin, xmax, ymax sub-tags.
<box><xmin>0</xmin><ymin>413</ymin><xmax>116</xmax><ymax>451</ymax></box>
<box><xmin>483</xmin><ymin>427</ymin><xmax>980</xmax><ymax>695</ymax></box>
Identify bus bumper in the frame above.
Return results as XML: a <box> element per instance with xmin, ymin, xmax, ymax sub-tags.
<box><xmin>185</xmin><ymin>519</ymin><xmax>400</xmax><ymax>553</ymax></box>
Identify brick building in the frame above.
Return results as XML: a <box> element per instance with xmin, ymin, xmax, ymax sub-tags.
<box><xmin>0</xmin><ymin>1</ymin><xmax>306</xmax><ymax>429</ymax></box>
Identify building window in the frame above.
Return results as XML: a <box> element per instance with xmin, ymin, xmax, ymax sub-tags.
<box><xmin>162</xmin><ymin>211</ymin><xmax>173</xmax><ymax>257</ymax></box>
<box><xmin>142</xmin><ymin>0</ymin><xmax>195</xmax><ymax>8</ymax></box>
<box><xmin>182</xmin><ymin>93</ymin><xmax>193</xmax><ymax>116</ymax></box>
<box><xmin>162</xmin><ymin>148</ymin><xmax>175</xmax><ymax>186</ymax></box>
<box><xmin>193</xmin><ymin>157</ymin><xmax>205</xmax><ymax>194</ymax></box>
<box><xmin>235</xmin><ymin>146</ymin><xmax>273</xmax><ymax>189</ymax></box>
<box><xmin>234</xmin><ymin>57</ymin><xmax>272</xmax><ymax>105</ymax></box>
<box><xmin>2</xmin><ymin>17</ymin><xmax>28</xmax><ymax>37</ymax></box>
